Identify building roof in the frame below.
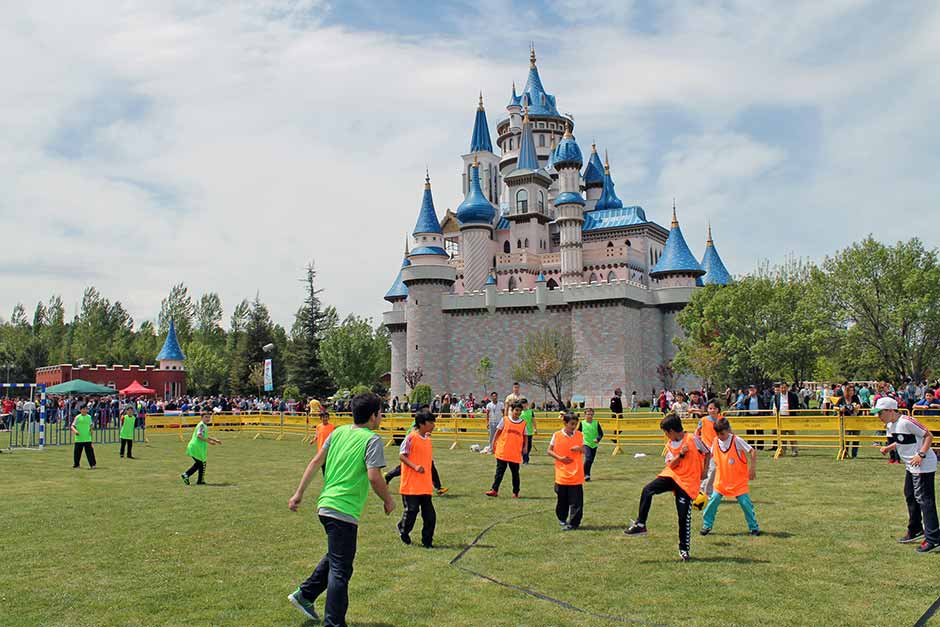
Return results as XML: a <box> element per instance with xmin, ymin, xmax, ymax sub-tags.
<box><xmin>485</xmin><ymin>274</ymin><xmax>497</xmax><ymax>285</ymax></box>
<box><xmin>650</xmin><ymin>208</ymin><xmax>705</xmax><ymax>277</ymax></box>
<box><xmin>513</xmin><ymin>110</ymin><xmax>540</xmax><ymax>172</ymax></box>
<box><xmin>554</xmin><ymin>191</ymin><xmax>585</xmax><ymax>206</ymax></box>
<box><xmin>412</xmin><ymin>173</ymin><xmax>443</xmax><ymax>235</ymax></box>
<box><xmin>554</xmin><ymin>124</ymin><xmax>582</xmax><ymax>169</ymax></box>
<box><xmin>507</xmin><ymin>82</ymin><xmax>521</xmax><ymax>108</ymax></box>
<box><xmin>384</xmin><ymin>257</ymin><xmax>410</xmax><ymax>301</ymax></box>
<box><xmin>156</xmin><ymin>319</ymin><xmax>185</xmax><ymax>361</ymax></box>
<box><xmin>583</xmin><ymin>144</ymin><xmax>604</xmax><ymax>186</ymax></box>
<box><xmin>456</xmin><ymin>161</ymin><xmax>497</xmax><ymax>225</ymax></box>
<box><xmin>700</xmin><ymin>225</ymin><xmax>732</xmax><ymax>285</ymax></box>
<box><xmin>469</xmin><ymin>94</ymin><xmax>493</xmax><ymax>153</ymax></box>
<box><xmin>582</xmin><ymin>206</ymin><xmax>647</xmax><ymax>231</ymax></box>
<box><xmin>536</xmin><ymin>271</ymin><xmax>546</xmax><ymax>282</ymax></box>
<box><xmin>520</xmin><ymin>48</ymin><xmax>560</xmax><ymax>116</ymax></box>
<box><xmin>409</xmin><ymin>246</ymin><xmax>448</xmax><ymax>256</ymax></box>
<box><xmin>496</xmin><ymin>215</ymin><xmax>510</xmax><ymax>230</ymax></box>
<box><xmin>594</xmin><ymin>153</ymin><xmax>624</xmax><ymax>211</ymax></box>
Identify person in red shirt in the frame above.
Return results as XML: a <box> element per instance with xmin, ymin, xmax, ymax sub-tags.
<box><xmin>624</xmin><ymin>413</ymin><xmax>710</xmax><ymax>561</ymax></box>
<box><xmin>547</xmin><ymin>412</ymin><xmax>585</xmax><ymax>530</ymax></box>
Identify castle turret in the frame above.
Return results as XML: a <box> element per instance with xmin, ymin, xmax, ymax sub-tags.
<box><xmin>553</xmin><ymin>123</ymin><xmax>586</xmax><ymax>286</ymax></box>
<box><xmin>462</xmin><ymin>94</ymin><xmax>500</xmax><ymax>204</ymax></box>
<box><xmin>507</xmin><ymin>82</ymin><xmax>522</xmax><ymax>133</ymax></box>
<box><xmin>402</xmin><ymin>175</ymin><xmax>455</xmax><ymax>396</ymax></box>
<box><xmin>384</xmin><ymin>243</ymin><xmax>410</xmax><ymax>397</ymax></box>
<box><xmin>157</xmin><ymin>319</ymin><xmax>185</xmax><ymax>371</ymax></box>
<box><xmin>504</xmin><ymin>108</ymin><xmax>553</xmax><ymax>268</ymax></box>
<box><xmin>457</xmin><ymin>156</ymin><xmax>498</xmax><ymax>292</ymax></box>
<box><xmin>594</xmin><ymin>152</ymin><xmax>624</xmax><ymax>211</ymax></box>
<box><xmin>649</xmin><ymin>204</ymin><xmax>705</xmax><ymax>288</ymax></box>
<box><xmin>700</xmin><ymin>223</ymin><xmax>732</xmax><ymax>286</ymax></box>
<box><xmin>582</xmin><ymin>143</ymin><xmax>604</xmax><ymax>201</ymax></box>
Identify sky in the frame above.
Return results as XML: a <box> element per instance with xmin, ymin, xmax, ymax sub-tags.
<box><xmin>2</xmin><ymin>1</ymin><xmax>938</xmax><ymax>329</ymax></box>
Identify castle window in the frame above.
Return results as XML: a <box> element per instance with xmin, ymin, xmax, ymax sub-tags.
<box><xmin>537</xmin><ymin>190</ymin><xmax>545</xmax><ymax>212</ymax></box>
<box><xmin>503</xmin><ymin>241</ymin><xmax>510</xmax><ymax>254</ymax></box>
<box><xmin>626</xmin><ymin>239</ymin><xmax>631</xmax><ymax>247</ymax></box>
<box><xmin>508</xmin><ymin>276</ymin><xmax>517</xmax><ymax>292</ymax></box>
<box><xmin>516</xmin><ymin>189</ymin><xmax>528</xmax><ymax>212</ymax></box>
<box><xmin>524</xmin><ymin>238</ymin><xmax>529</xmax><ymax>248</ymax></box>
<box><xmin>539</xmin><ymin>134</ymin><xmax>545</xmax><ymax>147</ymax></box>
<box><xmin>607</xmin><ymin>271</ymin><xmax>616</xmax><ymax>283</ymax></box>
<box><xmin>607</xmin><ymin>241</ymin><xmax>614</xmax><ymax>248</ymax></box>
<box><xmin>517</xmin><ymin>239</ymin><xmax>522</xmax><ymax>249</ymax></box>
<box><xmin>538</xmin><ymin>122</ymin><xmax>545</xmax><ymax>129</ymax></box>
<box><xmin>547</xmin><ymin>278</ymin><xmax>558</xmax><ymax>290</ymax></box>
<box><xmin>589</xmin><ymin>272</ymin><xmax>598</xmax><ymax>283</ymax></box>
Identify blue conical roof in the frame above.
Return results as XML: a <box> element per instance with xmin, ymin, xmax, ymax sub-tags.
<box><xmin>412</xmin><ymin>174</ymin><xmax>442</xmax><ymax>235</ymax></box>
<box><xmin>520</xmin><ymin>48</ymin><xmax>559</xmax><ymax>116</ymax></box>
<box><xmin>157</xmin><ymin>319</ymin><xmax>185</xmax><ymax>361</ymax></box>
<box><xmin>469</xmin><ymin>95</ymin><xmax>493</xmax><ymax>153</ymax></box>
<box><xmin>594</xmin><ymin>154</ymin><xmax>623</xmax><ymax>210</ymax></box>
<box><xmin>384</xmin><ymin>257</ymin><xmax>411</xmax><ymax>301</ymax></box>
<box><xmin>514</xmin><ymin>112</ymin><xmax>539</xmax><ymax>172</ymax></box>
<box><xmin>485</xmin><ymin>274</ymin><xmax>496</xmax><ymax>286</ymax></box>
<box><xmin>457</xmin><ymin>162</ymin><xmax>497</xmax><ymax>225</ymax></box>
<box><xmin>650</xmin><ymin>208</ymin><xmax>705</xmax><ymax>278</ymax></box>
<box><xmin>554</xmin><ymin>125</ymin><xmax>582</xmax><ymax>169</ymax></box>
<box><xmin>700</xmin><ymin>226</ymin><xmax>732</xmax><ymax>285</ymax></box>
<box><xmin>507</xmin><ymin>82</ymin><xmax>521</xmax><ymax>108</ymax></box>
<box><xmin>583</xmin><ymin>145</ymin><xmax>604</xmax><ymax>186</ymax></box>
<box><xmin>536</xmin><ymin>271</ymin><xmax>546</xmax><ymax>282</ymax></box>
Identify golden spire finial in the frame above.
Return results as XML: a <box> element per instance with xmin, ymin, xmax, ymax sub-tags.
<box><xmin>603</xmin><ymin>149</ymin><xmax>610</xmax><ymax>174</ymax></box>
<box><xmin>472</xmin><ymin>153</ymin><xmax>479</xmax><ymax>167</ymax></box>
<box><xmin>671</xmin><ymin>199</ymin><xmax>678</xmax><ymax>227</ymax></box>
<box><xmin>523</xmin><ymin>105</ymin><xmax>529</xmax><ymax>124</ymax></box>
<box><xmin>706</xmin><ymin>220</ymin><xmax>713</xmax><ymax>245</ymax></box>
<box><xmin>478</xmin><ymin>91</ymin><xmax>484</xmax><ymax>111</ymax></box>
<box><xmin>591</xmin><ymin>140</ymin><xmax>597</xmax><ymax>153</ymax></box>
<box><xmin>563</xmin><ymin>120</ymin><xmax>572</xmax><ymax>139</ymax></box>
<box><xmin>530</xmin><ymin>43</ymin><xmax>536</xmax><ymax>67</ymax></box>
<box><xmin>425</xmin><ymin>168</ymin><xmax>431</xmax><ymax>189</ymax></box>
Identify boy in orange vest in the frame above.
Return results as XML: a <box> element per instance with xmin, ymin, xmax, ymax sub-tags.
<box><xmin>547</xmin><ymin>411</ymin><xmax>585</xmax><ymax>530</ymax></box>
<box><xmin>624</xmin><ymin>413</ymin><xmax>710</xmax><ymax>561</ymax></box>
<box><xmin>313</xmin><ymin>411</ymin><xmax>336</xmax><ymax>475</ymax></box>
<box><xmin>485</xmin><ymin>402</ymin><xmax>528</xmax><ymax>498</ymax></box>
<box><xmin>397</xmin><ymin>409</ymin><xmax>437</xmax><ymax>548</ymax></box>
<box><xmin>700</xmin><ymin>417</ymin><xmax>759</xmax><ymax>536</ymax></box>
<box><xmin>695</xmin><ymin>400</ymin><xmax>721</xmax><ymax>498</ymax></box>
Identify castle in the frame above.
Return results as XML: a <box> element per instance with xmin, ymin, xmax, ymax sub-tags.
<box><xmin>383</xmin><ymin>49</ymin><xmax>732</xmax><ymax>407</ymax></box>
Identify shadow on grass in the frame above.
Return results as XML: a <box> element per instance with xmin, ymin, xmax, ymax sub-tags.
<box><xmin>578</xmin><ymin>524</ymin><xmax>626</xmax><ymax>531</ymax></box>
<box><xmin>202</xmin><ymin>482</ymin><xmax>238</xmax><ymax>487</ymax></box>
<box><xmin>514</xmin><ymin>495</ymin><xmax>553</xmax><ymax>500</ymax></box>
<box><xmin>639</xmin><ymin>556</ymin><xmax>771</xmax><ymax>565</ymax></box>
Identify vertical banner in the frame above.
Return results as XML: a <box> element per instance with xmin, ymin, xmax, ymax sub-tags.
<box><xmin>263</xmin><ymin>359</ymin><xmax>274</xmax><ymax>392</ymax></box>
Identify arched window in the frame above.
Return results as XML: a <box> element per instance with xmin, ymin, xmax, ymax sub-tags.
<box><xmin>546</xmin><ymin>278</ymin><xmax>558</xmax><ymax>290</ymax></box>
<box><xmin>524</xmin><ymin>238</ymin><xmax>529</xmax><ymax>248</ymax></box>
<box><xmin>508</xmin><ymin>276</ymin><xmax>517</xmax><ymax>292</ymax></box>
<box><xmin>516</xmin><ymin>189</ymin><xmax>528</xmax><ymax>212</ymax></box>
<box><xmin>539</xmin><ymin>134</ymin><xmax>545</xmax><ymax>147</ymax></box>
<box><xmin>607</xmin><ymin>271</ymin><xmax>616</xmax><ymax>283</ymax></box>
<box><xmin>537</xmin><ymin>190</ymin><xmax>545</xmax><ymax>212</ymax></box>
<box><xmin>607</xmin><ymin>241</ymin><xmax>614</xmax><ymax>248</ymax></box>
<box><xmin>625</xmin><ymin>239</ymin><xmax>631</xmax><ymax>247</ymax></box>
<box><xmin>517</xmin><ymin>239</ymin><xmax>522</xmax><ymax>249</ymax></box>
<box><xmin>589</xmin><ymin>272</ymin><xmax>598</xmax><ymax>283</ymax></box>
<box><xmin>503</xmin><ymin>241</ymin><xmax>510</xmax><ymax>254</ymax></box>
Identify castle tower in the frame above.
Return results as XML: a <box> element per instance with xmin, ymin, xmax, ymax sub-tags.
<box><xmin>402</xmin><ymin>174</ymin><xmax>455</xmax><ymax>396</ymax></box>
<box><xmin>649</xmin><ymin>204</ymin><xmax>705</xmax><ymax>288</ymax></box>
<box><xmin>384</xmin><ymin>240</ymin><xmax>410</xmax><ymax>397</ymax></box>
<box><xmin>582</xmin><ymin>143</ymin><xmax>604</xmax><ymax>202</ymax></box>
<box><xmin>462</xmin><ymin>94</ymin><xmax>500</xmax><ymax>204</ymax></box>
<box><xmin>457</xmin><ymin>156</ymin><xmax>498</xmax><ymax>292</ymax></box>
<box><xmin>594</xmin><ymin>151</ymin><xmax>624</xmax><ymax>211</ymax></box>
<box><xmin>507</xmin><ymin>82</ymin><xmax>523</xmax><ymax>134</ymax></box>
<box><xmin>156</xmin><ymin>319</ymin><xmax>186</xmax><ymax>399</ymax></box>
<box><xmin>504</xmin><ymin>108</ymin><xmax>553</xmax><ymax>262</ymax></box>
<box><xmin>553</xmin><ymin>123</ymin><xmax>586</xmax><ymax>286</ymax></box>
<box><xmin>699</xmin><ymin>223</ymin><xmax>733</xmax><ymax>286</ymax></box>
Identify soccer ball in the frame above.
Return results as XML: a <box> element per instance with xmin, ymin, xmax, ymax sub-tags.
<box><xmin>470</xmin><ymin>444</ymin><xmax>481</xmax><ymax>453</ymax></box>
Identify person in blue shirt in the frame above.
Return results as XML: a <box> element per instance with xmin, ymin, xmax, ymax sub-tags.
<box><xmin>914</xmin><ymin>390</ymin><xmax>940</xmax><ymax>417</ymax></box>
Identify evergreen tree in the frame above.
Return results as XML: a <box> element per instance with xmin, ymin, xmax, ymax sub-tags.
<box><xmin>229</xmin><ymin>295</ymin><xmax>276</xmax><ymax>395</ymax></box>
<box><xmin>286</xmin><ymin>263</ymin><xmax>336</xmax><ymax>397</ymax></box>
<box><xmin>158</xmin><ymin>283</ymin><xmax>195</xmax><ymax>345</ymax></box>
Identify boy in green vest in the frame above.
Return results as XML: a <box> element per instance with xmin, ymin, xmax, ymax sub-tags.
<box><xmin>521</xmin><ymin>398</ymin><xmax>537</xmax><ymax>464</ymax></box>
<box><xmin>287</xmin><ymin>392</ymin><xmax>395</xmax><ymax>626</ymax></box>
<box><xmin>119</xmin><ymin>406</ymin><xmax>136</xmax><ymax>459</ymax></box>
<box><xmin>578</xmin><ymin>408</ymin><xmax>604</xmax><ymax>481</ymax></box>
<box><xmin>181</xmin><ymin>413</ymin><xmax>221</xmax><ymax>485</ymax></box>
<box><xmin>71</xmin><ymin>405</ymin><xmax>97</xmax><ymax>469</ymax></box>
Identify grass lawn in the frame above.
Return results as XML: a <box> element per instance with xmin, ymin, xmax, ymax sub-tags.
<box><xmin>2</xmin><ymin>431</ymin><xmax>936</xmax><ymax>627</ymax></box>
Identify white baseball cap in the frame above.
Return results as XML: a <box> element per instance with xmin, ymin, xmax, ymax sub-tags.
<box><xmin>872</xmin><ymin>397</ymin><xmax>898</xmax><ymax>414</ymax></box>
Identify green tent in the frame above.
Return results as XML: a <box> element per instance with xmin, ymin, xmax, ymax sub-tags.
<box><xmin>45</xmin><ymin>379</ymin><xmax>117</xmax><ymax>395</ymax></box>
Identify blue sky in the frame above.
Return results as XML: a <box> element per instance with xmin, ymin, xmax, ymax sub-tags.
<box><xmin>1</xmin><ymin>1</ymin><xmax>938</xmax><ymax>328</ymax></box>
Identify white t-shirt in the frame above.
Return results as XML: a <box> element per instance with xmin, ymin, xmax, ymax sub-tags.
<box><xmin>486</xmin><ymin>401</ymin><xmax>504</xmax><ymax>425</ymax></box>
<box><xmin>778</xmin><ymin>394</ymin><xmax>789</xmax><ymax>415</ymax></box>
<box><xmin>893</xmin><ymin>417</ymin><xmax>937</xmax><ymax>474</ymax></box>
<box><xmin>713</xmin><ymin>434</ymin><xmax>753</xmax><ymax>456</ymax></box>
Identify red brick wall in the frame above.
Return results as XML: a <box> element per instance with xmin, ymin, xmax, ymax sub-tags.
<box><xmin>35</xmin><ymin>365</ymin><xmax>186</xmax><ymax>398</ymax></box>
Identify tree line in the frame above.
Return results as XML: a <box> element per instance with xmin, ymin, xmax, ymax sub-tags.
<box><xmin>0</xmin><ymin>265</ymin><xmax>390</xmax><ymax>398</ymax></box>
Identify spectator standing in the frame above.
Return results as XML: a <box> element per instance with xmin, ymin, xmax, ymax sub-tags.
<box><xmin>740</xmin><ymin>385</ymin><xmax>766</xmax><ymax>450</ymax></box>
<box><xmin>838</xmin><ymin>385</ymin><xmax>862</xmax><ymax>459</ymax></box>
<box><xmin>610</xmin><ymin>389</ymin><xmax>624</xmax><ymax>417</ymax></box>
<box><xmin>774</xmin><ymin>383</ymin><xmax>801</xmax><ymax>456</ymax></box>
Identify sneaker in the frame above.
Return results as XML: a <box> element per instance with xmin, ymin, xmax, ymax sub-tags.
<box><xmin>288</xmin><ymin>588</ymin><xmax>319</xmax><ymax>621</ymax></box>
<box><xmin>623</xmin><ymin>522</ymin><xmax>647</xmax><ymax>536</ymax></box>
<box><xmin>917</xmin><ymin>541</ymin><xmax>939</xmax><ymax>553</ymax></box>
<box><xmin>422</xmin><ymin>542</ymin><xmax>433</xmax><ymax>549</ymax></box>
<box><xmin>700</xmin><ymin>527</ymin><xmax>712</xmax><ymax>536</ymax></box>
<box><xmin>195</xmin><ymin>481</ymin><xmax>206</xmax><ymax>485</ymax></box>
<box><xmin>562</xmin><ymin>524</ymin><xmax>576</xmax><ymax>531</ymax></box>
<box><xmin>181</xmin><ymin>473</ymin><xmax>190</xmax><ymax>485</ymax></box>
<box><xmin>400</xmin><ymin>533</ymin><xmax>412</xmax><ymax>545</ymax></box>
<box><xmin>679</xmin><ymin>549</ymin><xmax>690</xmax><ymax>562</ymax></box>
<box><xmin>749</xmin><ymin>529</ymin><xmax>761</xmax><ymax>536</ymax></box>
<box><xmin>899</xmin><ymin>531</ymin><xmax>925</xmax><ymax>544</ymax></box>
<box><xmin>512</xmin><ymin>493</ymin><xmax>520</xmax><ymax>499</ymax></box>
<box><xmin>485</xmin><ymin>489</ymin><xmax>498</xmax><ymax>497</ymax></box>
<box><xmin>585</xmin><ymin>476</ymin><xmax>591</xmax><ymax>482</ymax></box>
<box><xmin>436</xmin><ymin>487</ymin><xmax>449</xmax><ymax>496</ymax></box>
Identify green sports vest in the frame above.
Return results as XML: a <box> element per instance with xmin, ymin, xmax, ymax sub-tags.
<box><xmin>74</xmin><ymin>414</ymin><xmax>92</xmax><ymax>443</ymax></box>
<box><xmin>522</xmin><ymin>409</ymin><xmax>535</xmax><ymax>435</ymax></box>
<box><xmin>120</xmin><ymin>414</ymin><xmax>135</xmax><ymax>440</ymax></box>
<box><xmin>186</xmin><ymin>422</ymin><xmax>209</xmax><ymax>461</ymax></box>
<box><xmin>318</xmin><ymin>425</ymin><xmax>375</xmax><ymax>521</ymax></box>
<box><xmin>582</xmin><ymin>420</ymin><xmax>600</xmax><ymax>449</ymax></box>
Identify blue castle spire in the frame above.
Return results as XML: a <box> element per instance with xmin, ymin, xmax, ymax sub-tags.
<box><xmin>594</xmin><ymin>151</ymin><xmax>624</xmax><ymax>210</ymax></box>
<box><xmin>700</xmin><ymin>223</ymin><xmax>732</xmax><ymax>285</ymax></box>
<box><xmin>507</xmin><ymin>81</ymin><xmax>521</xmax><ymax>108</ymax></box>
<box><xmin>157</xmin><ymin>319</ymin><xmax>185</xmax><ymax>361</ymax></box>
<box><xmin>456</xmin><ymin>158</ymin><xmax>497</xmax><ymax>225</ymax></box>
<box><xmin>515</xmin><ymin>108</ymin><xmax>539</xmax><ymax>171</ymax></box>
<box><xmin>469</xmin><ymin>93</ymin><xmax>493</xmax><ymax>153</ymax></box>
<box><xmin>650</xmin><ymin>204</ymin><xmax>705</xmax><ymax>278</ymax></box>
<box><xmin>583</xmin><ymin>142</ymin><xmax>604</xmax><ymax>187</ymax></box>
<box><xmin>384</xmin><ymin>240</ymin><xmax>411</xmax><ymax>301</ymax></box>
<box><xmin>412</xmin><ymin>172</ymin><xmax>443</xmax><ymax>235</ymax></box>
<box><xmin>520</xmin><ymin>46</ymin><xmax>559</xmax><ymax>116</ymax></box>
<box><xmin>553</xmin><ymin>122</ymin><xmax>582</xmax><ymax>169</ymax></box>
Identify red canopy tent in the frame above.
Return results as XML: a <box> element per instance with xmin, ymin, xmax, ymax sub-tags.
<box><xmin>119</xmin><ymin>380</ymin><xmax>156</xmax><ymax>396</ymax></box>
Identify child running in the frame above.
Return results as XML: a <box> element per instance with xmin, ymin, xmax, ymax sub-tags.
<box><xmin>486</xmin><ymin>402</ymin><xmax>528</xmax><ymax>498</ymax></box>
<box><xmin>287</xmin><ymin>392</ymin><xmax>395</xmax><ymax>625</ymax></box>
<box><xmin>578</xmin><ymin>408</ymin><xmax>603</xmax><ymax>481</ymax></box>
<box><xmin>181</xmin><ymin>413</ymin><xmax>221</xmax><ymax>485</ymax></box>
<box><xmin>119</xmin><ymin>406</ymin><xmax>136</xmax><ymax>459</ymax></box>
<box><xmin>695</xmin><ymin>400</ymin><xmax>721</xmax><ymax>497</ymax></box>
<box><xmin>313</xmin><ymin>411</ymin><xmax>336</xmax><ymax>474</ymax></box>
<box><xmin>71</xmin><ymin>405</ymin><xmax>97</xmax><ymax>469</ymax></box>
<box><xmin>624</xmin><ymin>413</ymin><xmax>710</xmax><ymax>561</ymax></box>
<box><xmin>384</xmin><ymin>406</ymin><xmax>448</xmax><ymax>495</ymax></box>
<box><xmin>397</xmin><ymin>409</ymin><xmax>437</xmax><ymax>547</ymax></box>
<box><xmin>700</xmin><ymin>417</ymin><xmax>759</xmax><ymax>536</ymax></box>
<box><xmin>548</xmin><ymin>411</ymin><xmax>585</xmax><ymax>530</ymax></box>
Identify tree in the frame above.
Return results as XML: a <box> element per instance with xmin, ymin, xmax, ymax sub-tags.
<box><xmin>403</xmin><ymin>367</ymin><xmax>424</xmax><ymax>392</ymax></box>
<box><xmin>411</xmin><ymin>383</ymin><xmax>432</xmax><ymax>407</ymax></box>
<box><xmin>286</xmin><ymin>263</ymin><xmax>337</xmax><ymax>397</ymax></box>
<box><xmin>158</xmin><ymin>283</ymin><xmax>195</xmax><ymax>345</ymax></box>
<box><xmin>511</xmin><ymin>328</ymin><xmax>582</xmax><ymax>407</ymax></box>
<box><xmin>820</xmin><ymin>237</ymin><xmax>940</xmax><ymax>381</ymax></box>
<box><xmin>248</xmin><ymin>362</ymin><xmax>265</xmax><ymax>397</ymax></box>
<box><xmin>229</xmin><ymin>295</ymin><xmax>277</xmax><ymax>395</ymax></box>
<box><xmin>475</xmin><ymin>357</ymin><xmax>493</xmax><ymax>397</ymax></box>
<box><xmin>195</xmin><ymin>292</ymin><xmax>225</xmax><ymax>348</ymax></box>
<box><xmin>319</xmin><ymin>315</ymin><xmax>387</xmax><ymax>390</ymax></box>
<box><xmin>186</xmin><ymin>340</ymin><xmax>227</xmax><ymax>395</ymax></box>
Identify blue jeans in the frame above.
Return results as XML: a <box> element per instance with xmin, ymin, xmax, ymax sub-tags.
<box><xmin>300</xmin><ymin>515</ymin><xmax>358</xmax><ymax>627</ymax></box>
<box><xmin>702</xmin><ymin>492</ymin><xmax>758</xmax><ymax>531</ymax></box>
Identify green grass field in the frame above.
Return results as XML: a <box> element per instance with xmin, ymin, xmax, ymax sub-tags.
<box><xmin>3</xmin><ymin>432</ymin><xmax>937</xmax><ymax>627</ymax></box>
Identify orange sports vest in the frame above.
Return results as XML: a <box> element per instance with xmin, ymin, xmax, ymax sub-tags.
<box><xmin>713</xmin><ymin>435</ymin><xmax>749</xmax><ymax>497</ymax></box>
<box><xmin>552</xmin><ymin>429</ymin><xmax>585</xmax><ymax>486</ymax></box>
<box><xmin>699</xmin><ymin>416</ymin><xmax>718</xmax><ymax>449</ymax></box>
<box><xmin>400</xmin><ymin>432</ymin><xmax>434</xmax><ymax>495</ymax></box>
<box><xmin>315</xmin><ymin>423</ymin><xmax>336</xmax><ymax>451</ymax></box>
<box><xmin>495</xmin><ymin>418</ymin><xmax>526</xmax><ymax>463</ymax></box>
<box><xmin>658</xmin><ymin>433</ymin><xmax>705</xmax><ymax>499</ymax></box>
